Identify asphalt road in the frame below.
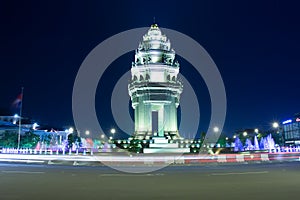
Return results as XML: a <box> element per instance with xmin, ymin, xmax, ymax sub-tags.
<box><xmin>0</xmin><ymin>162</ymin><xmax>300</xmax><ymax>200</ymax></box>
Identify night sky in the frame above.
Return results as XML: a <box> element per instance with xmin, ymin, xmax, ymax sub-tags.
<box><xmin>0</xmin><ymin>0</ymin><xmax>299</xmax><ymax>137</ymax></box>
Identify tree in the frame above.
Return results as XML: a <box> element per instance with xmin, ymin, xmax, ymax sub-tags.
<box><xmin>0</xmin><ymin>131</ymin><xmax>18</xmax><ymax>148</ymax></box>
<box><xmin>0</xmin><ymin>130</ymin><xmax>40</xmax><ymax>148</ymax></box>
<box><xmin>41</xmin><ymin>134</ymin><xmax>52</xmax><ymax>147</ymax></box>
<box><xmin>217</xmin><ymin>137</ymin><xmax>227</xmax><ymax>147</ymax></box>
<box><xmin>67</xmin><ymin>133</ymin><xmax>82</xmax><ymax>150</ymax></box>
<box><xmin>20</xmin><ymin>131</ymin><xmax>40</xmax><ymax>148</ymax></box>
<box><xmin>200</xmin><ymin>132</ymin><xmax>206</xmax><ymax>143</ymax></box>
<box><xmin>128</xmin><ymin>139</ymin><xmax>143</xmax><ymax>153</ymax></box>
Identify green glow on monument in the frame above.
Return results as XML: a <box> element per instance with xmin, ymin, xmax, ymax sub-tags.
<box><xmin>128</xmin><ymin>24</ymin><xmax>183</xmax><ymax>140</ymax></box>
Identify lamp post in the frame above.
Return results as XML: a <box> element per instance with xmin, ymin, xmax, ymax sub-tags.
<box><xmin>213</xmin><ymin>126</ymin><xmax>219</xmax><ymax>133</ymax></box>
<box><xmin>272</xmin><ymin>122</ymin><xmax>279</xmax><ymax>129</ymax></box>
<box><xmin>213</xmin><ymin>126</ymin><xmax>219</xmax><ymax>147</ymax></box>
<box><xmin>63</xmin><ymin>127</ymin><xmax>74</xmax><ymax>153</ymax></box>
<box><xmin>64</xmin><ymin>127</ymin><xmax>73</xmax><ymax>141</ymax></box>
<box><xmin>67</xmin><ymin>127</ymin><xmax>74</xmax><ymax>143</ymax></box>
<box><xmin>69</xmin><ymin>127</ymin><xmax>74</xmax><ymax>134</ymax></box>
<box><xmin>110</xmin><ymin>128</ymin><xmax>116</xmax><ymax>134</ymax></box>
<box><xmin>272</xmin><ymin>122</ymin><xmax>283</xmax><ymax>146</ymax></box>
<box><xmin>110</xmin><ymin>128</ymin><xmax>116</xmax><ymax>139</ymax></box>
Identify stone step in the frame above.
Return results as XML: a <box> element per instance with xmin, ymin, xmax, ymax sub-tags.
<box><xmin>143</xmin><ymin>148</ymin><xmax>190</xmax><ymax>154</ymax></box>
<box><xmin>149</xmin><ymin>143</ymin><xmax>179</xmax><ymax>148</ymax></box>
<box><xmin>152</xmin><ymin>137</ymin><xmax>169</xmax><ymax>144</ymax></box>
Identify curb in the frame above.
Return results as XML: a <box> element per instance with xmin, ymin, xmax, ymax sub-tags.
<box><xmin>0</xmin><ymin>152</ymin><xmax>299</xmax><ymax>166</ymax></box>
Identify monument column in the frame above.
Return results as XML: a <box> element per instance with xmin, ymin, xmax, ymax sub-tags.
<box><xmin>158</xmin><ymin>106</ymin><xmax>164</xmax><ymax>137</ymax></box>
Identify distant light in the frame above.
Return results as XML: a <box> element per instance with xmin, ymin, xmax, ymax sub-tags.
<box><xmin>14</xmin><ymin>114</ymin><xmax>19</xmax><ymax>118</ymax></box>
<box><xmin>272</xmin><ymin>122</ymin><xmax>279</xmax><ymax>128</ymax></box>
<box><xmin>100</xmin><ymin>134</ymin><xmax>105</xmax><ymax>139</ymax></box>
<box><xmin>213</xmin><ymin>126</ymin><xmax>219</xmax><ymax>133</ymax></box>
<box><xmin>69</xmin><ymin>127</ymin><xmax>74</xmax><ymax>134</ymax></box>
<box><xmin>85</xmin><ymin>130</ymin><xmax>90</xmax><ymax>135</ymax></box>
<box><xmin>296</xmin><ymin>118</ymin><xmax>300</xmax><ymax>122</ymax></box>
<box><xmin>254</xmin><ymin>128</ymin><xmax>259</xmax><ymax>133</ymax></box>
<box><xmin>233</xmin><ymin>135</ymin><xmax>237</xmax><ymax>139</ymax></box>
<box><xmin>32</xmin><ymin>123</ymin><xmax>39</xmax><ymax>130</ymax></box>
<box><xmin>282</xmin><ymin>119</ymin><xmax>292</xmax><ymax>125</ymax></box>
<box><xmin>110</xmin><ymin>128</ymin><xmax>116</xmax><ymax>134</ymax></box>
<box><xmin>225</xmin><ymin>137</ymin><xmax>228</xmax><ymax>140</ymax></box>
<box><xmin>243</xmin><ymin>131</ymin><xmax>247</xmax><ymax>137</ymax></box>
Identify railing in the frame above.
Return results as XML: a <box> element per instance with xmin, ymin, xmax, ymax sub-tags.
<box><xmin>0</xmin><ymin>148</ymin><xmax>95</xmax><ymax>155</ymax></box>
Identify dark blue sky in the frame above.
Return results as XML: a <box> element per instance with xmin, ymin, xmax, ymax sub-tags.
<box><xmin>0</xmin><ymin>0</ymin><xmax>299</xmax><ymax>137</ymax></box>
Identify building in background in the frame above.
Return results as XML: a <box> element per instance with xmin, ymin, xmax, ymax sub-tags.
<box><xmin>0</xmin><ymin>114</ymin><xmax>69</xmax><ymax>148</ymax></box>
<box><xmin>282</xmin><ymin>113</ymin><xmax>300</xmax><ymax>145</ymax></box>
<box><xmin>0</xmin><ymin>115</ymin><xmax>32</xmax><ymax>134</ymax></box>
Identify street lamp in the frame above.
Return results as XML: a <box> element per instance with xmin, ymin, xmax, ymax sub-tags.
<box><xmin>254</xmin><ymin>128</ymin><xmax>259</xmax><ymax>134</ymax></box>
<box><xmin>243</xmin><ymin>131</ymin><xmax>247</xmax><ymax>137</ymax></box>
<box><xmin>33</xmin><ymin>123</ymin><xmax>39</xmax><ymax>130</ymax></box>
<box><xmin>272</xmin><ymin>121</ymin><xmax>283</xmax><ymax>145</ymax></box>
<box><xmin>110</xmin><ymin>128</ymin><xmax>116</xmax><ymax>140</ymax></box>
<box><xmin>13</xmin><ymin>114</ymin><xmax>19</xmax><ymax>125</ymax></box>
<box><xmin>110</xmin><ymin>128</ymin><xmax>116</xmax><ymax>134</ymax></box>
<box><xmin>272</xmin><ymin>122</ymin><xmax>279</xmax><ymax>129</ymax></box>
<box><xmin>63</xmin><ymin>127</ymin><xmax>74</xmax><ymax>145</ymax></box>
<box><xmin>69</xmin><ymin>127</ymin><xmax>74</xmax><ymax>134</ymax></box>
<box><xmin>213</xmin><ymin>126</ymin><xmax>219</xmax><ymax>133</ymax></box>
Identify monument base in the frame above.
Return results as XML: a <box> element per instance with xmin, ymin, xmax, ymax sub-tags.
<box><xmin>143</xmin><ymin>148</ymin><xmax>190</xmax><ymax>154</ymax></box>
<box><xmin>143</xmin><ymin>137</ymin><xmax>190</xmax><ymax>154</ymax></box>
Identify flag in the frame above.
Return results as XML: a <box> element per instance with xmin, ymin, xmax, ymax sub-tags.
<box><xmin>12</xmin><ymin>93</ymin><xmax>23</xmax><ymax>109</ymax></box>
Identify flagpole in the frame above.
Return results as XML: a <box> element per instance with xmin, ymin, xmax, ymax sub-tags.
<box><xmin>17</xmin><ymin>87</ymin><xmax>24</xmax><ymax>150</ymax></box>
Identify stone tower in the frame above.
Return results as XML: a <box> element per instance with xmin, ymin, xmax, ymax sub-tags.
<box><xmin>128</xmin><ymin>24</ymin><xmax>183</xmax><ymax>140</ymax></box>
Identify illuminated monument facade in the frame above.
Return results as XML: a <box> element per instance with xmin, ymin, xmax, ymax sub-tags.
<box><xmin>128</xmin><ymin>24</ymin><xmax>189</xmax><ymax>153</ymax></box>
